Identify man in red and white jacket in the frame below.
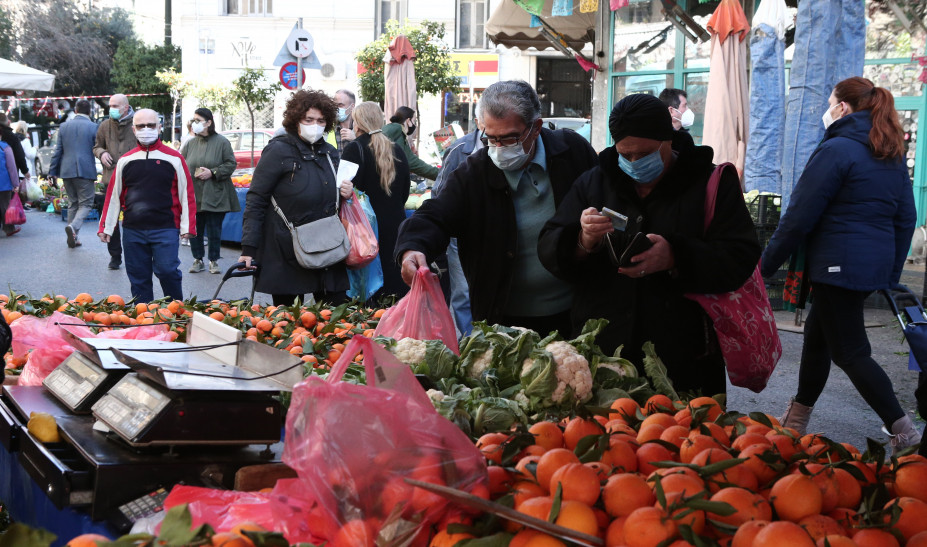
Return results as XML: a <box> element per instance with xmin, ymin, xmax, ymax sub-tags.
<box><xmin>98</xmin><ymin>109</ymin><xmax>196</xmax><ymax>303</ymax></box>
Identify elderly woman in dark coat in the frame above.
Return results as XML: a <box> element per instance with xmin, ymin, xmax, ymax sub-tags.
<box><xmin>239</xmin><ymin>90</ymin><xmax>354</xmax><ymax>306</ymax></box>
<box><xmin>538</xmin><ymin>94</ymin><xmax>761</xmax><ymax>397</ymax></box>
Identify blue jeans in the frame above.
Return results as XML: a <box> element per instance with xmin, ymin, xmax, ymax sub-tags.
<box><xmin>122</xmin><ymin>227</ymin><xmax>184</xmax><ymax>303</ymax></box>
<box><xmin>447</xmin><ymin>238</ymin><xmax>473</xmax><ymax>337</ymax></box>
<box><xmin>190</xmin><ymin>211</ymin><xmax>225</xmax><ymax>262</ymax></box>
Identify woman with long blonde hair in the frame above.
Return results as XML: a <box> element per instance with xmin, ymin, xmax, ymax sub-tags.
<box><xmin>342</xmin><ymin>101</ymin><xmax>411</xmax><ymax>300</ymax></box>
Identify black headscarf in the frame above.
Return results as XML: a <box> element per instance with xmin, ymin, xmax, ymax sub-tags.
<box><xmin>608</xmin><ymin>94</ymin><xmax>674</xmax><ymax>144</ymax></box>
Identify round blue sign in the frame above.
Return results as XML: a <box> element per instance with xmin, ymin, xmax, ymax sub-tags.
<box><xmin>279</xmin><ymin>62</ymin><xmax>306</xmax><ymax>90</ymax></box>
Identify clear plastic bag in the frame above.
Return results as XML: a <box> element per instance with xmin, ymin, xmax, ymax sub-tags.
<box><xmin>341</xmin><ymin>191</ymin><xmax>379</xmax><ymax>269</ymax></box>
<box><xmin>281</xmin><ymin>336</ymin><xmax>486</xmax><ymax>544</ymax></box>
<box><xmin>24</xmin><ymin>178</ymin><xmax>43</xmax><ymax>202</ymax></box>
<box><xmin>374</xmin><ymin>266</ymin><xmax>459</xmax><ymax>354</ymax></box>
<box><xmin>12</xmin><ymin>311</ymin><xmax>172</xmax><ymax>386</ymax></box>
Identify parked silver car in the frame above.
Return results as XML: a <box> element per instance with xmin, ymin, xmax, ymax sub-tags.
<box><xmin>35</xmin><ymin>130</ymin><xmax>103</xmax><ymax>179</ymax></box>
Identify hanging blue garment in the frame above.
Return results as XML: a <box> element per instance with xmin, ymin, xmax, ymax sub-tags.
<box><xmin>744</xmin><ymin>22</ymin><xmax>786</xmax><ymax>194</ymax></box>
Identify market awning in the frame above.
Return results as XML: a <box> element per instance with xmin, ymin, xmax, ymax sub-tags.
<box><xmin>0</xmin><ymin>58</ymin><xmax>54</xmax><ymax>93</ymax></box>
<box><xmin>485</xmin><ymin>0</ymin><xmax>596</xmax><ymax>51</ymax></box>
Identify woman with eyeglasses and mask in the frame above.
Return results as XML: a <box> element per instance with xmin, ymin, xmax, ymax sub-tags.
<box><xmin>538</xmin><ymin>93</ymin><xmax>761</xmax><ymax>397</ymax></box>
<box><xmin>239</xmin><ymin>90</ymin><xmax>354</xmax><ymax>307</ymax></box>
<box><xmin>180</xmin><ymin>107</ymin><xmax>237</xmax><ymax>274</ymax></box>
<box><xmin>761</xmin><ymin>77</ymin><xmax>918</xmax><ymax>452</ymax></box>
<box><xmin>382</xmin><ymin>106</ymin><xmax>438</xmax><ymax>181</ymax></box>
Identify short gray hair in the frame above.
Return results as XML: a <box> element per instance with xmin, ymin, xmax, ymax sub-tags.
<box><xmin>478</xmin><ymin>80</ymin><xmax>541</xmax><ymax>126</ymax></box>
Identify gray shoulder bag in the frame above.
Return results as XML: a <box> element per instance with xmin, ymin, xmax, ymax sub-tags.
<box><xmin>271</xmin><ymin>154</ymin><xmax>350</xmax><ymax>269</ymax></box>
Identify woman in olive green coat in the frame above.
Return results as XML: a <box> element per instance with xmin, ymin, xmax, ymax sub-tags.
<box><xmin>382</xmin><ymin>106</ymin><xmax>438</xmax><ymax>181</ymax></box>
<box><xmin>181</xmin><ymin>107</ymin><xmax>238</xmax><ymax>274</ymax></box>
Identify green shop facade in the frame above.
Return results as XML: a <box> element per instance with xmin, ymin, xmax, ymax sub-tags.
<box><xmin>586</xmin><ymin>0</ymin><xmax>926</xmax><ymax>221</ymax></box>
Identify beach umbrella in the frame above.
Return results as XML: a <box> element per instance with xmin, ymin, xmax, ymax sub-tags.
<box><xmin>701</xmin><ymin>0</ymin><xmax>750</xmax><ymax>182</ymax></box>
<box><xmin>743</xmin><ymin>0</ymin><xmax>788</xmax><ymax>194</ymax></box>
<box><xmin>383</xmin><ymin>35</ymin><xmax>417</xmax><ymax>129</ymax></box>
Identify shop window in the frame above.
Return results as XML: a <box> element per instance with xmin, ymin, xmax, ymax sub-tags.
<box><xmin>900</xmin><ymin>109</ymin><xmax>919</xmax><ymax>181</ymax></box>
<box><xmin>377</xmin><ymin>0</ymin><xmax>407</xmax><ymax>36</ymax></box>
<box><xmin>865</xmin><ymin>0</ymin><xmax>926</xmax><ymax>61</ymax></box>
<box><xmin>612</xmin><ymin>4</ymin><xmax>676</xmax><ymax>73</ymax></box>
<box><xmin>683</xmin><ymin>72</ymin><xmax>709</xmax><ymax>143</ymax></box>
<box><xmin>537</xmin><ymin>59</ymin><xmax>593</xmax><ymax>118</ymax></box>
<box><xmin>443</xmin><ymin>90</ymin><xmax>482</xmax><ymax>135</ymax></box>
<box><xmin>226</xmin><ymin>0</ymin><xmax>272</xmax><ymax>15</ymax></box>
<box><xmin>864</xmin><ymin>63</ymin><xmax>924</xmax><ymax>97</ymax></box>
<box><xmin>458</xmin><ymin>0</ymin><xmax>488</xmax><ymax>49</ymax></box>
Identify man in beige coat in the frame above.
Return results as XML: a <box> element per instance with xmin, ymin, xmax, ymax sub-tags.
<box><xmin>94</xmin><ymin>93</ymin><xmax>136</xmax><ymax>269</ymax></box>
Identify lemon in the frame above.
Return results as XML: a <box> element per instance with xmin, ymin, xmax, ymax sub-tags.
<box><xmin>27</xmin><ymin>411</ymin><xmax>61</xmax><ymax>443</ymax></box>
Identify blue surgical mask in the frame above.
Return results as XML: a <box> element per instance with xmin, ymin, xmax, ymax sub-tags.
<box><xmin>109</xmin><ymin>107</ymin><xmax>121</xmax><ymax>120</ymax></box>
<box><xmin>337</xmin><ymin>108</ymin><xmax>348</xmax><ymax>122</ymax></box>
<box><xmin>618</xmin><ymin>147</ymin><xmax>665</xmax><ymax>184</ymax></box>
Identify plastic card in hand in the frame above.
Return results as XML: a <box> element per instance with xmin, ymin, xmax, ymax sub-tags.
<box><xmin>601</xmin><ymin>207</ymin><xmax>628</xmax><ymax>231</ymax></box>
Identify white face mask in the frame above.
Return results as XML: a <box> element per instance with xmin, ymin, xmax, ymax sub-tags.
<box><xmin>191</xmin><ymin>121</ymin><xmax>206</xmax><ymax>135</ymax></box>
<box><xmin>488</xmin><ymin>140</ymin><xmax>533</xmax><ymax>172</ymax></box>
<box><xmin>822</xmin><ymin>103</ymin><xmax>842</xmax><ymax>130</ymax></box>
<box><xmin>679</xmin><ymin>108</ymin><xmax>695</xmax><ymax>128</ymax></box>
<box><xmin>300</xmin><ymin>123</ymin><xmax>324</xmax><ymax>144</ymax></box>
<box><xmin>135</xmin><ymin>127</ymin><xmax>159</xmax><ymax>145</ymax></box>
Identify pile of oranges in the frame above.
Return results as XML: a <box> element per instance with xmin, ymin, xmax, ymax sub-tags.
<box><xmin>2</xmin><ymin>292</ymin><xmax>385</xmax><ymax>375</ymax></box>
<box><xmin>467</xmin><ymin>394</ymin><xmax>927</xmax><ymax>547</ymax></box>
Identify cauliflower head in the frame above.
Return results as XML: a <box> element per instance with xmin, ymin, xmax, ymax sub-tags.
<box><xmin>467</xmin><ymin>347</ymin><xmax>494</xmax><ymax>380</ymax></box>
<box><xmin>545</xmin><ymin>341</ymin><xmax>593</xmax><ymax>405</ymax></box>
<box><xmin>392</xmin><ymin>337</ymin><xmax>427</xmax><ymax>365</ymax></box>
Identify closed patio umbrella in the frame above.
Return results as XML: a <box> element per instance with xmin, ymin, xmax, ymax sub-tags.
<box><xmin>383</xmin><ymin>35</ymin><xmax>417</xmax><ymax>128</ymax></box>
<box><xmin>744</xmin><ymin>0</ymin><xmax>788</xmax><ymax>194</ymax></box>
<box><xmin>701</xmin><ymin>0</ymin><xmax>750</xmax><ymax>182</ymax></box>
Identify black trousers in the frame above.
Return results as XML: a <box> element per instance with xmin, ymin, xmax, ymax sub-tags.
<box><xmin>795</xmin><ymin>283</ymin><xmax>905</xmax><ymax>427</ymax></box>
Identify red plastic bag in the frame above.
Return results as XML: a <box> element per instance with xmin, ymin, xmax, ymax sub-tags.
<box><xmin>282</xmin><ymin>336</ymin><xmax>486</xmax><ymax>544</ymax></box>
<box><xmin>5</xmin><ymin>192</ymin><xmax>25</xmax><ymax>225</ymax></box>
<box><xmin>162</xmin><ymin>485</ymin><xmax>277</xmax><ymax>535</ymax></box>
<box><xmin>11</xmin><ymin>311</ymin><xmax>172</xmax><ymax>386</ymax></box>
<box><xmin>340</xmin><ymin>192</ymin><xmax>378</xmax><ymax>269</ymax></box>
<box><xmin>374</xmin><ymin>266</ymin><xmax>459</xmax><ymax>354</ymax></box>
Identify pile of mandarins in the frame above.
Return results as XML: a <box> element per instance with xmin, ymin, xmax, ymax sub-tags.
<box><xmin>467</xmin><ymin>394</ymin><xmax>927</xmax><ymax>547</ymax></box>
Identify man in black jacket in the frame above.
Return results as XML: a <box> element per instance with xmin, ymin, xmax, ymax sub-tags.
<box><xmin>395</xmin><ymin>80</ymin><xmax>598</xmax><ymax>335</ymax></box>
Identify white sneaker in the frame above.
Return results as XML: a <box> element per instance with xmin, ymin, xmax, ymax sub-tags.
<box><xmin>189</xmin><ymin>259</ymin><xmax>205</xmax><ymax>273</ymax></box>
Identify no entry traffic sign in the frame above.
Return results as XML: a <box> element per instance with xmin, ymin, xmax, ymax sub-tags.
<box><xmin>279</xmin><ymin>62</ymin><xmax>306</xmax><ymax>90</ymax></box>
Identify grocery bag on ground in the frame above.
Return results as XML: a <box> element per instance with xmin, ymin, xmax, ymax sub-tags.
<box><xmin>24</xmin><ymin>178</ymin><xmax>43</xmax><ymax>201</ymax></box>
<box><xmin>347</xmin><ymin>191</ymin><xmax>384</xmax><ymax>301</ymax></box>
<box><xmin>282</xmin><ymin>335</ymin><xmax>486</xmax><ymax>545</ymax></box>
<box><xmin>5</xmin><ymin>192</ymin><xmax>25</xmax><ymax>225</ymax></box>
<box><xmin>340</xmin><ymin>190</ymin><xmax>379</xmax><ymax>269</ymax></box>
<box><xmin>374</xmin><ymin>266</ymin><xmax>459</xmax><ymax>354</ymax></box>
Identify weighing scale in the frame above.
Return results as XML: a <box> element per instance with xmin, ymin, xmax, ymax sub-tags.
<box><xmin>90</xmin><ymin>312</ymin><xmax>303</xmax><ymax>448</ymax></box>
<box><xmin>43</xmin><ymin>335</ymin><xmax>186</xmax><ymax>414</ymax></box>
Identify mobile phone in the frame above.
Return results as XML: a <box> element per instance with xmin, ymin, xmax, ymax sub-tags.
<box><xmin>600</xmin><ymin>207</ymin><xmax>628</xmax><ymax>232</ymax></box>
<box><xmin>619</xmin><ymin>232</ymin><xmax>654</xmax><ymax>267</ymax></box>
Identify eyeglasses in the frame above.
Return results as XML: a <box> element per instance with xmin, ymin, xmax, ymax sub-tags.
<box><xmin>134</xmin><ymin>123</ymin><xmax>158</xmax><ymax>130</ymax></box>
<box><xmin>480</xmin><ymin>124</ymin><xmax>533</xmax><ymax>148</ymax></box>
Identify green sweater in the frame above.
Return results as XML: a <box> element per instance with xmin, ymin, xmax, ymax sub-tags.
<box><xmin>382</xmin><ymin>122</ymin><xmax>439</xmax><ymax>180</ymax></box>
<box><xmin>181</xmin><ymin>133</ymin><xmax>239</xmax><ymax>213</ymax></box>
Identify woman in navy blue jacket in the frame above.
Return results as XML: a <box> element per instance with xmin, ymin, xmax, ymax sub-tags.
<box><xmin>762</xmin><ymin>77</ymin><xmax>917</xmax><ymax>451</ymax></box>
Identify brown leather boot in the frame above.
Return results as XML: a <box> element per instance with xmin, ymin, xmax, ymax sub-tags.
<box><xmin>778</xmin><ymin>398</ymin><xmax>813</xmax><ymax>436</ymax></box>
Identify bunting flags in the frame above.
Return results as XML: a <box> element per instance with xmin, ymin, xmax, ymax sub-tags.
<box><xmin>610</xmin><ymin>0</ymin><xmax>629</xmax><ymax>9</ymax></box>
<box><xmin>552</xmin><ymin>0</ymin><xmax>573</xmax><ymax>16</ymax></box>
<box><xmin>514</xmin><ymin>0</ymin><xmax>544</xmax><ymax>15</ymax></box>
<box><xmin>579</xmin><ymin>0</ymin><xmax>598</xmax><ymax>12</ymax></box>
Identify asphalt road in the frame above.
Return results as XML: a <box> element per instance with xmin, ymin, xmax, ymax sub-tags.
<box><xmin>2</xmin><ymin>206</ymin><xmax>926</xmax><ymax>450</ymax></box>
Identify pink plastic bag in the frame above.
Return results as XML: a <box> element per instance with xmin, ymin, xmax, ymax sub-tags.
<box><xmin>282</xmin><ymin>336</ymin><xmax>486</xmax><ymax>544</ymax></box>
<box><xmin>374</xmin><ymin>266</ymin><xmax>459</xmax><ymax>353</ymax></box>
<box><xmin>4</xmin><ymin>192</ymin><xmax>25</xmax><ymax>225</ymax></box>
<box><xmin>11</xmin><ymin>311</ymin><xmax>172</xmax><ymax>386</ymax></box>
<box><xmin>162</xmin><ymin>485</ymin><xmax>276</xmax><ymax>535</ymax></box>
<box><xmin>340</xmin><ymin>193</ymin><xmax>378</xmax><ymax>269</ymax></box>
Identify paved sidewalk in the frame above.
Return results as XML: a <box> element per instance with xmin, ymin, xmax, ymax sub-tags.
<box><xmin>2</xmin><ymin>206</ymin><xmax>926</xmax><ymax>449</ymax></box>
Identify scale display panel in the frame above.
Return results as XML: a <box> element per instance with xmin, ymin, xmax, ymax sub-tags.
<box><xmin>92</xmin><ymin>374</ymin><xmax>171</xmax><ymax>441</ymax></box>
<box><xmin>44</xmin><ymin>352</ymin><xmax>112</xmax><ymax>412</ymax></box>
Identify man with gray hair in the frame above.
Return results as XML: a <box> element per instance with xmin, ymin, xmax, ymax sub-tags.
<box><xmin>333</xmin><ymin>89</ymin><xmax>356</xmax><ymax>151</ymax></box>
<box><xmin>395</xmin><ymin>80</ymin><xmax>597</xmax><ymax>335</ymax></box>
<box><xmin>94</xmin><ymin>93</ymin><xmax>136</xmax><ymax>269</ymax></box>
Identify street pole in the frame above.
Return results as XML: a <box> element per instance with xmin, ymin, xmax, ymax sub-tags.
<box><xmin>165</xmin><ymin>0</ymin><xmax>172</xmax><ymax>46</ymax></box>
<box><xmin>296</xmin><ymin>18</ymin><xmax>303</xmax><ymax>90</ymax></box>
<box><xmin>468</xmin><ymin>61</ymin><xmax>475</xmax><ymax>130</ymax></box>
